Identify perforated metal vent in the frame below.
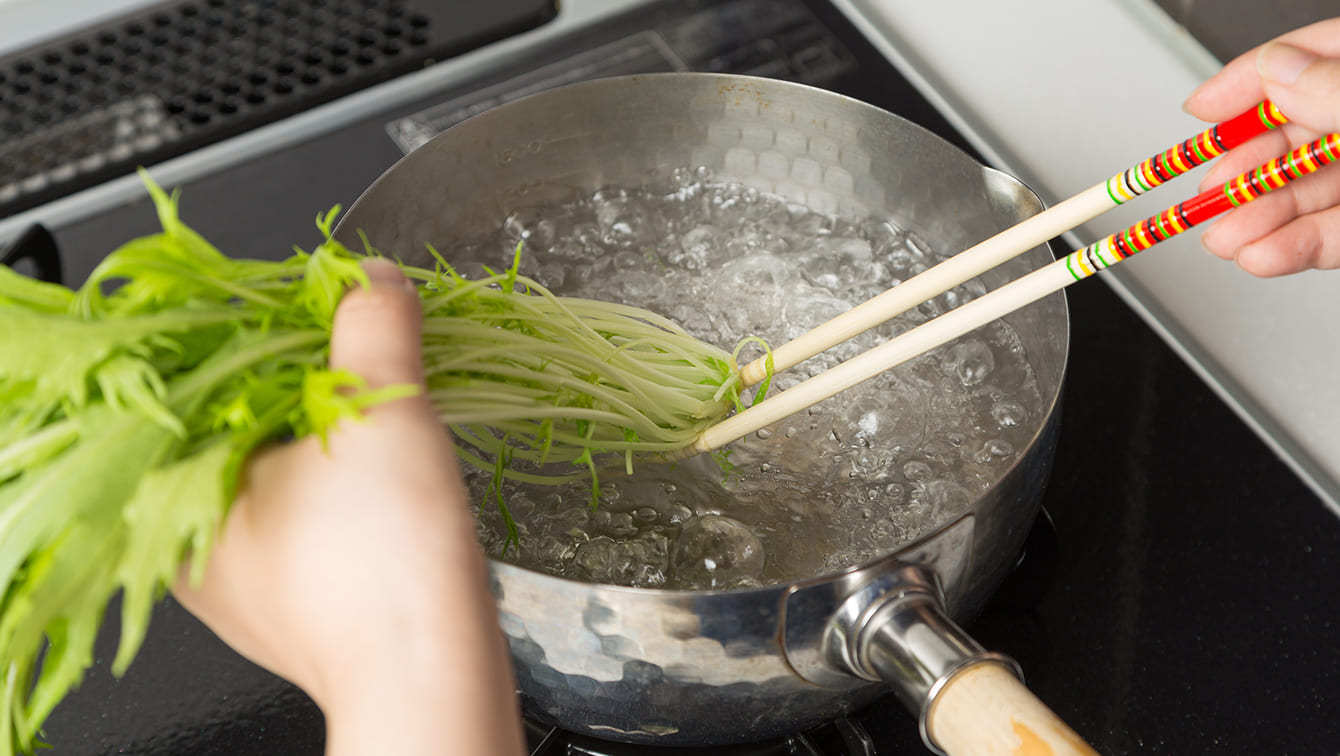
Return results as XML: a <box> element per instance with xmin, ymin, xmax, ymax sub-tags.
<box><xmin>0</xmin><ymin>0</ymin><xmax>556</xmax><ymax>220</ymax></box>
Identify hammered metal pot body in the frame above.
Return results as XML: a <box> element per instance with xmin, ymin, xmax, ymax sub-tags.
<box><xmin>336</xmin><ymin>74</ymin><xmax>1069</xmax><ymax>746</ymax></box>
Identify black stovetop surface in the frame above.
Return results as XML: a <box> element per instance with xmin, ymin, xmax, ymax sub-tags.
<box><xmin>7</xmin><ymin>0</ymin><xmax>1338</xmax><ymax>753</ymax></box>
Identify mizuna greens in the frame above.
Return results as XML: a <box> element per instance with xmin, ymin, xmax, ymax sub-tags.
<box><xmin>0</xmin><ymin>176</ymin><xmax>764</xmax><ymax>754</ymax></box>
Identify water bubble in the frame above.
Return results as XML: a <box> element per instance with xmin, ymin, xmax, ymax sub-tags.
<box><xmin>792</xmin><ymin>207</ymin><xmax>835</xmax><ymax>237</ymax></box>
<box><xmin>840</xmin><ymin>380</ymin><xmax>926</xmax><ymax>452</ymax></box>
<box><xmin>849</xmin><ymin>448</ymin><xmax>893</xmax><ymax>482</ymax></box>
<box><xmin>574</xmin><ymin>533</ymin><xmax>670</xmax><ymax>587</ymax></box>
<box><xmin>926</xmin><ymin>478</ymin><xmax>973</xmax><ymax>516</ymax></box>
<box><xmin>549</xmin><ymin>239</ymin><xmax>589</xmax><ymax>261</ymax></box>
<box><xmin>502</xmin><ymin>211</ymin><xmax>528</xmax><ymax>242</ymax></box>
<box><xmin>834</xmin><ymin>237</ymin><xmax>873</xmax><ymax>262</ymax></box>
<box><xmin>992</xmin><ymin>400</ymin><xmax>1026</xmax><ymax>428</ymax></box>
<box><xmin>922</xmin><ymin>438</ymin><xmax>957</xmax><ymax>460</ymax></box>
<box><xmin>725</xmin><ymin>228</ymin><xmax>768</xmax><ymax>257</ymax></box>
<box><xmin>884</xmin><ymin>245</ymin><xmax>917</xmax><ymax>273</ymax></box>
<box><xmin>935</xmin><ymin>287</ymin><xmax>968</xmax><ymax>313</ymax></box>
<box><xmin>596</xmin><ymin>198</ymin><xmax>649</xmax><ymax>248</ymax></box>
<box><xmin>534</xmin><ymin>262</ymin><xmax>566</xmax><ymax>290</ymax></box>
<box><xmin>535</xmin><ymin>532</ymin><xmax>579</xmax><ymax>562</ymax></box>
<box><xmin>711</xmin><ymin>253</ymin><xmax>795</xmax><ymax>333</ymax></box>
<box><xmin>592</xmin><ymin>510</ymin><xmax>638</xmax><ymax>538</ymax></box>
<box><xmin>904</xmin><ymin>230</ymin><xmax>935</xmax><ymax>261</ymax></box>
<box><xmin>970</xmin><ymin>438</ymin><xmax>1015</xmax><ymax>464</ymax></box>
<box><xmin>801</xmin><ymin>255</ymin><xmax>844</xmax><ymax>291</ymax></box>
<box><xmin>607</xmin><ymin>271</ymin><xmax>663</xmax><ymax>304</ymax></box>
<box><xmin>663</xmin><ymin>503</ymin><xmax>693</xmax><ymax>526</ymax></box>
<box><xmin>871</xmin><ymin>520</ymin><xmax>896</xmax><ymax>538</ymax></box>
<box><xmin>574</xmin><ymin>537</ymin><xmax>619</xmax><ymax>580</ymax></box>
<box><xmin>903</xmin><ymin>460</ymin><xmax>933</xmax><ymax>483</ymax></box>
<box><xmin>862</xmin><ymin>217</ymin><xmax>903</xmax><ymax>245</ymax></box>
<box><xmin>613</xmin><ymin>250</ymin><xmax>643</xmax><ymax>271</ymax></box>
<box><xmin>673</xmin><ymin>515</ymin><xmax>765</xmax><ymax>588</ymax></box>
<box><xmin>949</xmin><ymin>340</ymin><xmax>995</xmax><ymax>387</ymax></box>
<box><xmin>670</xmin><ymin>224</ymin><xmax>715</xmax><ymax>270</ymax></box>
<box><xmin>783</xmin><ymin>293</ymin><xmax>852</xmax><ymax>343</ymax></box>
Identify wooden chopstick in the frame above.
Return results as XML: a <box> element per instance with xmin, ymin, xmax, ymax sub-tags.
<box><xmin>737</xmin><ymin>101</ymin><xmax>1289</xmax><ymax>388</ymax></box>
<box><xmin>696</xmin><ymin>132</ymin><xmax>1339</xmax><ymax>454</ymax></box>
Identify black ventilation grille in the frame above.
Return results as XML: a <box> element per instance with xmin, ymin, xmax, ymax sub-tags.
<box><xmin>0</xmin><ymin>0</ymin><xmax>556</xmax><ymax>220</ymax></box>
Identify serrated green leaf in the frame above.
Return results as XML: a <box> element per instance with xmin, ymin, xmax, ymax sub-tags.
<box><xmin>296</xmin><ymin>367</ymin><xmax>419</xmax><ymax>446</ymax></box>
<box><xmin>295</xmin><ymin>243</ymin><xmax>369</xmax><ymax>326</ymax></box>
<box><xmin>0</xmin><ymin>264</ymin><xmax>71</xmax><ymax>313</ymax></box>
<box><xmin>112</xmin><ymin>440</ymin><xmax>237</xmax><ymax>676</ymax></box>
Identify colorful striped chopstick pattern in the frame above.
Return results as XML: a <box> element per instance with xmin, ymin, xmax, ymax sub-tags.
<box><xmin>1066</xmin><ymin>132</ymin><xmax>1340</xmax><ymax>280</ymax></box>
<box><xmin>1104</xmin><ymin>100</ymin><xmax>1287</xmax><ymax>205</ymax></box>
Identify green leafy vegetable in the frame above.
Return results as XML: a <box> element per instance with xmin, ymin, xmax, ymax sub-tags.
<box><xmin>0</xmin><ymin>174</ymin><xmax>764</xmax><ymax>753</ymax></box>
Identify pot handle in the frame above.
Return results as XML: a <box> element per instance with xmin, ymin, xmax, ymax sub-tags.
<box><xmin>842</xmin><ymin>569</ymin><xmax>1098</xmax><ymax>756</ymax></box>
<box><xmin>927</xmin><ymin>660</ymin><xmax>1098</xmax><ymax>756</ymax></box>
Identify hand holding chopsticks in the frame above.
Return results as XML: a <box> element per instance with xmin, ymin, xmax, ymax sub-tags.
<box><xmin>737</xmin><ymin>101</ymin><xmax>1289</xmax><ymax>388</ymax></box>
<box><xmin>695</xmin><ymin>129</ymin><xmax>1340</xmax><ymax>454</ymax></box>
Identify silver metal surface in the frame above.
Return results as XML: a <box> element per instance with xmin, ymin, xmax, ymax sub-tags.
<box><xmin>847</xmin><ymin>573</ymin><xmax>1023</xmax><ymax>755</ymax></box>
<box><xmin>336</xmin><ymin>73</ymin><xmax>1069</xmax><ymax>746</ymax></box>
<box><xmin>784</xmin><ymin>514</ymin><xmax>976</xmax><ymax>689</ymax></box>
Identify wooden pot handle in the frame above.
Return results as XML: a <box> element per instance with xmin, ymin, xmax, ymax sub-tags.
<box><xmin>926</xmin><ymin>661</ymin><xmax>1100</xmax><ymax>756</ymax></box>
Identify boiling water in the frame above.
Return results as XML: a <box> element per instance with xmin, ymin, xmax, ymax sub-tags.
<box><xmin>453</xmin><ymin>171</ymin><xmax>1045</xmax><ymax>590</ymax></box>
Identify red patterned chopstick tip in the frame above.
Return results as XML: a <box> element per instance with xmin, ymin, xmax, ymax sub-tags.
<box><xmin>1067</xmin><ymin>132</ymin><xmax>1340</xmax><ymax>281</ymax></box>
<box><xmin>1104</xmin><ymin>100</ymin><xmax>1288</xmax><ymax>205</ymax></box>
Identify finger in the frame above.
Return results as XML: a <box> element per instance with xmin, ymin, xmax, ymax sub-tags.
<box><xmin>1258</xmin><ymin>42</ymin><xmax>1340</xmax><ymax>133</ymax></box>
<box><xmin>1198</xmin><ymin>123</ymin><xmax>1321</xmax><ymax>191</ymax></box>
<box><xmin>1234</xmin><ymin>204</ymin><xmax>1340</xmax><ymax>276</ymax></box>
<box><xmin>1202</xmin><ymin>161</ymin><xmax>1340</xmax><ymax>250</ymax></box>
<box><xmin>329</xmin><ymin>258</ymin><xmax>426</xmax><ymax>391</ymax></box>
<box><xmin>1184</xmin><ymin>17</ymin><xmax>1340</xmax><ymax>121</ymax></box>
<box><xmin>1200</xmin><ymin>164</ymin><xmax>1340</xmax><ymax>268</ymax></box>
<box><xmin>1183</xmin><ymin>52</ymin><xmax>1268</xmax><ymax>123</ymax></box>
<box><xmin>1199</xmin><ymin>183</ymin><xmax>1301</xmax><ymax>261</ymax></box>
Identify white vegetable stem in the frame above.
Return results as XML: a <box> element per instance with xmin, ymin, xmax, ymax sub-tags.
<box><xmin>738</xmin><ymin>183</ymin><xmax>1112</xmax><ymax>387</ymax></box>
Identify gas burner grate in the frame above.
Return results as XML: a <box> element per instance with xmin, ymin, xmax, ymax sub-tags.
<box><xmin>525</xmin><ymin>716</ymin><xmax>880</xmax><ymax>756</ymax></box>
<box><xmin>0</xmin><ymin>0</ymin><xmax>555</xmax><ymax>220</ymax></box>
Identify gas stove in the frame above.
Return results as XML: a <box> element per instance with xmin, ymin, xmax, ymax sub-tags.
<box><xmin>3</xmin><ymin>0</ymin><xmax>1338</xmax><ymax>754</ymax></box>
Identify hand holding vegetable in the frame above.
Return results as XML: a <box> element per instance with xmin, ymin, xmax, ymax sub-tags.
<box><xmin>1183</xmin><ymin>17</ymin><xmax>1340</xmax><ymax>276</ymax></box>
<box><xmin>173</xmin><ymin>259</ymin><xmax>525</xmax><ymax>756</ymax></box>
<box><xmin>0</xmin><ymin>177</ymin><xmax>749</xmax><ymax>753</ymax></box>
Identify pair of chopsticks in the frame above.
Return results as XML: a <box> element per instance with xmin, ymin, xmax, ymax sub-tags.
<box><xmin>693</xmin><ymin>101</ymin><xmax>1336</xmax><ymax>454</ymax></box>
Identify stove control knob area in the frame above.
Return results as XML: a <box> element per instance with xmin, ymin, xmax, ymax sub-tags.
<box><xmin>1</xmin><ymin>223</ymin><xmax>63</xmax><ymax>284</ymax></box>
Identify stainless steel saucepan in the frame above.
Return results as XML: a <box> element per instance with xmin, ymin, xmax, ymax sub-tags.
<box><xmin>335</xmin><ymin>73</ymin><xmax>1090</xmax><ymax>756</ymax></box>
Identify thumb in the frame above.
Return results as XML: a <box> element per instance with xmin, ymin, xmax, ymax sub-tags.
<box><xmin>328</xmin><ymin>258</ymin><xmax>426</xmax><ymax>391</ymax></box>
<box><xmin>1258</xmin><ymin>42</ymin><xmax>1340</xmax><ymax>133</ymax></box>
